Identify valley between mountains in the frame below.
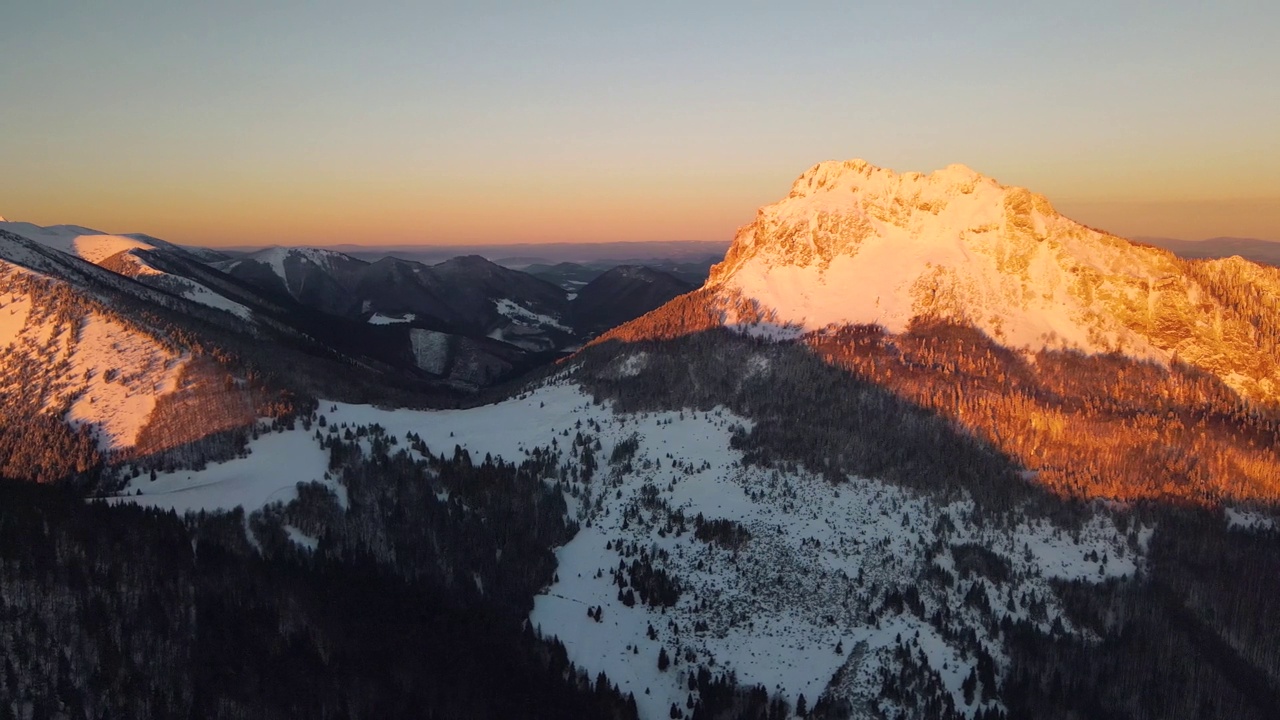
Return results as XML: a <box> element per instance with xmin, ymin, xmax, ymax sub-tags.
<box><xmin>2</xmin><ymin>160</ymin><xmax>1279</xmax><ymax>719</ymax></box>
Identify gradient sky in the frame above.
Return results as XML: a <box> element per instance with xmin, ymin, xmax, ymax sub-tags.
<box><xmin>2</xmin><ymin>1</ymin><xmax>1278</xmax><ymax>246</ymax></box>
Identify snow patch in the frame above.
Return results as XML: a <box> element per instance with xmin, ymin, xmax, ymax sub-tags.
<box><xmin>113</xmin><ymin>428</ymin><xmax>340</xmax><ymax>515</ymax></box>
<box><xmin>601</xmin><ymin>351</ymin><xmax>649</xmax><ymax>380</ymax></box>
<box><xmin>285</xmin><ymin>525</ymin><xmax>320</xmax><ymax>551</ymax></box>
<box><xmin>1225</xmin><ymin>507</ymin><xmax>1276</xmax><ymax>533</ymax></box>
<box><xmin>64</xmin><ymin>317</ymin><xmax>188</xmax><ymax>449</ymax></box>
<box><xmin>494</xmin><ymin>297</ymin><xmax>571</xmax><ymax>332</ymax></box>
<box><xmin>0</xmin><ymin>293</ymin><xmax>33</xmax><ymax>345</ymax></box>
<box><xmin>178</xmin><ymin>280</ymin><xmax>254</xmax><ymax>320</ymax></box>
<box><xmin>253</xmin><ymin>248</ymin><xmax>293</xmax><ymax>286</ymax></box>
<box><xmin>368</xmin><ymin>312</ymin><xmax>417</xmax><ymax>325</ymax></box>
<box><xmin>409</xmin><ymin>328</ymin><xmax>450</xmax><ymax>374</ymax></box>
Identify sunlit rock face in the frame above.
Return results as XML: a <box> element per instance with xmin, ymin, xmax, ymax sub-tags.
<box><xmin>707</xmin><ymin>159</ymin><xmax>1280</xmax><ymax>402</ymax></box>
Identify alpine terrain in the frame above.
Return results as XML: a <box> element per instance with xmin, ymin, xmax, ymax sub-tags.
<box><xmin>2</xmin><ymin>161</ymin><xmax>1279</xmax><ymax>720</ymax></box>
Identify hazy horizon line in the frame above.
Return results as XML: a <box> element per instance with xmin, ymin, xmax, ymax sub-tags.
<box><xmin>4</xmin><ymin>217</ymin><xmax>1278</xmax><ymax>250</ymax></box>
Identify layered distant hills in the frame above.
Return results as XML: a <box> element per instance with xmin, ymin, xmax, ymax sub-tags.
<box><xmin>0</xmin><ymin>220</ymin><xmax>698</xmax><ymax>481</ymax></box>
<box><xmin>1136</xmin><ymin>235</ymin><xmax>1280</xmax><ymax>266</ymax></box>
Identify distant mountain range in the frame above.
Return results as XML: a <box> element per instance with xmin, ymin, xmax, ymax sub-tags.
<box><xmin>216</xmin><ymin>240</ymin><xmax>731</xmax><ymax>267</ymax></box>
<box><xmin>1135</xmin><ymin>236</ymin><xmax>1280</xmax><ymax>266</ymax></box>
<box><xmin>0</xmin><ymin>219</ymin><xmax>702</xmax><ymax>480</ymax></box>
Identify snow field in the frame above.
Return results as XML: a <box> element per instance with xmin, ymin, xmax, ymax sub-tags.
<box><xmin>176</xmin><ymin>280</ymin><xmax>255</xmax><ymax>320</ymax></box>
<box><xmin>114</xmin><ymin>428</ymin><xmax>344</xmax><ymax>515</ymax></box>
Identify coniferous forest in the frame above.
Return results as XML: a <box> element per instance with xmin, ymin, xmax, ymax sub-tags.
<box><xmin>0</xmin><ymin>474</ymin><xmax>640</xmax><ymax>719</ymax></box>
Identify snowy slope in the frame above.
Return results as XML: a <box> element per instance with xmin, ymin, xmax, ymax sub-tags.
<box><xmin>113</xmin><ymin>376</ymin><xmax>1152</xmax><ymax>719</ymax></box>
<box><xmin>409</xmin><ymin>328</ymin><xmax>450</xmax><ymax>374</ymax></box>
<box><xmin>368</xmin><ymin>312</ymin><xmax>417</xmax><ymax>325</ymax></box>
<box><xmin>2</xmin><ymin>220</ymin><xmax>155</xmax><ymax>264</ymax></box>
<box><xmin>0</xmin><ymin>260</ymin><xmax>188</xmax><ymax>450</ymax></box>
<box><xmin>172</xmin><ymin>279</ymin><xmax>255</xmax><ymax>320</ymax></box>
<box><xmin>0</xmin><ymin>221</ymin><xmax>254</xmax><ymax>319</ymax></box>
<box><xmin>707</xmin><ymin>160</ymin><xmax>1280</xmax><ymax>402</ymax></box>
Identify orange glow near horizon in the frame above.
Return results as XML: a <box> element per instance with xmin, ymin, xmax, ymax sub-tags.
<box><xmin>6</xmin><ymin>175</ymin><xmax>1277</xmax><ymax>248</ymax></box>
<box><xmin>2</xmin><ymin>170</ymin><xmax>784</xmax><ymax>247</ymax></box>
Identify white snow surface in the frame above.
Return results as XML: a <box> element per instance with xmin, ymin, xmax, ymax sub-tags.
<box><xmin>108</xmin><ymin>378</ymin><xmax>1147</xmax><ymax>718</ymax></box>
<box><xmin>64</xmin><ymin>315</ymin><xmax>187</xmax><ymax>449</ymax></box>
<box><xmin>245</xmin><ymin>246</ymin><xmax>353</xmax><ymax>293</ymax></box>
<box><xmin>1</xmin><ymin>220</ymin><xmax>254</xmax><ymax>320</ymax></box>
<box><xmin>0</xmin><ymin>291</ymin><xmax>33</xmax><ymax>342</ymax></box>
<box><xmin>177</xmin><ymin>280</ymin><xmax>255</xmax><ymax>320</ymax></box>
<box><xmin>285</xmin><ymin>525</ymin><xmax>321</xmax><ymax>551</ymax></box>
<box><xmin>0</xmin><ymin>221</ymin><xmax>148</xmax><ymax>264</ymax></box>
<box><xmin>113</xmin><ymin>428</ymin><xmax>343</xmax><ymax>515</ymax></box>
<box><xmin>252</xmin><ymin>247</ymin><xmax>295</xmax><ymax>286</ymax></box>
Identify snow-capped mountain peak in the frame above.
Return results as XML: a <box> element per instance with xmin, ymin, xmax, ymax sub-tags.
<box><xmin>712</xmin><ymin>159</ymin><xmax>1061</xmax><ymax>287</ymax></box>
<box><xmin>706</xmin><ymin>159</ymin><xmax>1280</xmax><ymax>402</ymax></box>
<box><xmin>244</xmin><ymin>246</ymin><xmax>357</xmax><ymax>283</ymax></box>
